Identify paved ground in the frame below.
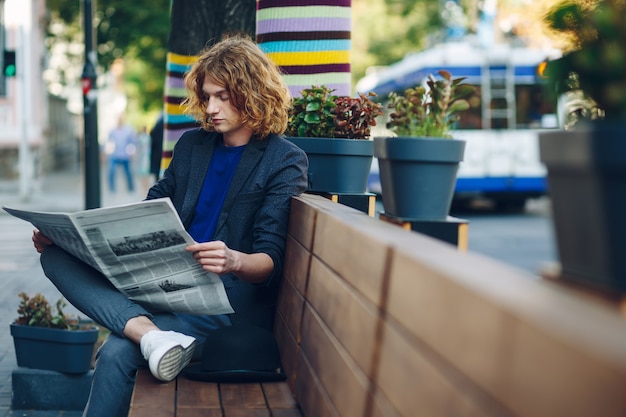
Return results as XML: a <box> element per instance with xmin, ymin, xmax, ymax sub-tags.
<box><xmin>0</xmin><ymin>168</ymin><xmax>144</xmax><ymax>417</ymax></box>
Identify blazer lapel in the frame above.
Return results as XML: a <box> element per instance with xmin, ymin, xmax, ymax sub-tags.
<box><xmin>181</xmin><ymin>138</ymin><xmax>215</xmax><ymax>225</ymax></box>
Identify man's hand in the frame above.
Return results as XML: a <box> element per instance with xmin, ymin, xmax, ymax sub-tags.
<box><xmin>185</xmin><ymin>240</ymin><xmax>274</xmax><ymax>284</ymax></box>
<box><xmin>32</xmin><ymin>228</ymin><xmax>53</xmax><ymax>253</ymax></box>
<box><xmin>185</xmin><ymin>240</ymin><xmax>239</xmax><ymax>275</ymax></box>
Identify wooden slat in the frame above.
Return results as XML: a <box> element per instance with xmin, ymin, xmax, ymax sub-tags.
<box><xmin>177</xmin><ymin>408</ymin><xmax>223</xmax><ymax>417</ymax></box>
<box><xmin>262</xmin><ymin>381</ymin><xmax>300</xmax><ymax>410</ymax></box>
<box><xmin>307</xmin><ymin>256</ymin><xmax>379</xmax><ymax>378</ymax></box>
<box><xmin>289</xmin><ymin>196</ymin><xmax>318</xmax><ymax>250</ymax></box>
<box><xmin>220</xmin><ymin>383</ymin><xmax>266</xmax><ymax>408</ymax></box>
<box><xmin>312</xmin><ymin>206</ymin><xmax>390</xmax><ymax>308</ymax></box>
<box><xmin>222</xmin><ymin>409</ymin><xmax>269</xmax><ymax>417</ymax></box>
<box><xmin>295</xmin><ymin>353</ymin><xmax>339</xmax><ymax>417</ymax></box>
<box><xmin>274</xmin><ymin>309</ymin><xmax>300</xmax><ymax>392</ymax></box>
<box><xmin>299</xmin><ymin>304</ymin><xmax>372</xmax><ymax>417</ymax></box>
<box><xmin>283</xmin><ymin>234</ymin><xmax>311</xmax><ymax>296</ymax></box>
<box><xmin>220</xmin><ymin>382</ymin><xmax>270</xmax><ymax>417</ymax></box>
<box><xmin>384</xmin><ymin>239</ymin><xmax>626</xmax><ymax>417</ymax></box>
<box><xmin>176</xmin><ymin>377</ymin><xmax>220</xmax><ymax>409</ymax></box>
<box><xmin>279</xmin><ymin>240</ymin><xmax>308</xmax><ymax>336</ymax></box>
<box><xmin>128</xmin><ymin>369</ymin><xmax>176</xmax><ymax>417</ymax></box>
<box><xmin>275</xmin><ymin>276</ymin><xmax>303</xmax><ymax>342</ymax></box>
<box><xmin>375</xmin><ymin>319</ymin><xmax>507</xmax><ymax>417</ymax></box>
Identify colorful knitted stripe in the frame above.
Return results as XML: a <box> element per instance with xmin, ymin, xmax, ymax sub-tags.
<box><xmin>256</xmin><ymin>0</ymin><xmax>352</xmax><ymax>97</ymax></box>
<box><xmin>161</xmin><ymin>52</ymin><xmax>198</xmax><ymax>171</ymax></box>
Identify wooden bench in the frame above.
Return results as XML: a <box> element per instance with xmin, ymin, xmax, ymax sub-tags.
<box><xmin>129</xmin><ymin>193</ymin><xmax>626</xmax><ymax>417</ymax></box>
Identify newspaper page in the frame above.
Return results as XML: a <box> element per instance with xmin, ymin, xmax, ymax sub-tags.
<box><xmin>3</xmin><ymin>198</ymin><xmax>234</xmax><ymax>316</ymax></box>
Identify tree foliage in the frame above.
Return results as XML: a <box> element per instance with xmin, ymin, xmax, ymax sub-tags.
<box><xmin>46</xmin><ymin>0</ymin><xmax>170</xmax><ymax>113</ymax></box>
<box><xmin>169</xmin><ymin>0</ymin><xmax>255</xmax><ymax>55</ymax></box>
<box><xmin>352</xmin><ymin>0</ymin><xmax>444</xmax><ymax>86</ymax></box>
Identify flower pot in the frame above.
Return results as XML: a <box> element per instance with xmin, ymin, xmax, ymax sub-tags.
<box><xmin>374</xmin><ymin>136</ymin><xmax>465</xmax><ymax>219</ymax></box>
<box><xmin>286</xmin><ymin>137</ymin><xmax>373</xmax><ymax>193</ymax></box>
<box><xmin>10</xmin><ymin>323</ymin><xmax>99</xmax><ymax>374</ymax></box>
<box><xmin>539</xmin><ymin>124</ymin><xmax>626</xmax><ymax>293</ymax></box>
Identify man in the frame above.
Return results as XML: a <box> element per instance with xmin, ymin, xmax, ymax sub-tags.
<box><xmin>32</xmin><ymin>35</ymin><xmax>308</xmax><ymax>417</ymax></box>
<box><xmin>106</xmin><ymin>115</ymin><xmax>137</xmax><ymax>193</ymax></box>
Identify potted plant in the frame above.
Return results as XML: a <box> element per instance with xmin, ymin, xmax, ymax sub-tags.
<box><xmin>10</xmin><ymin>292</ymin><xmax>99</xmax><ymax>374</ymax></box>
<box><xmin>286</xmin><ymin>85</ymin><xmax>383</xmax><ymax>194</ymax></box>
<box><xmin>374</xmin><ymin>70</ymin><xmax>475</xmax><ymax>219</ymax></box>
<box><xmin>539</xmin><ymin>0</ymin><xmax>626</xmax><ymax>294</ymax></box>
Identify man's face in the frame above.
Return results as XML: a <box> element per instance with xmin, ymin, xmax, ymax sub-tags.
<box><xmin>202</xmin><ymin>78</ymin><xmax>252</xmax><ymax>145</ymax></box>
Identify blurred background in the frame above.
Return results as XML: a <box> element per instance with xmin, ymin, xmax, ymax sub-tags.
<box><xmin>0</xmin><ymin>0</ymin><xmax>571</xmax><ymax>274</ymax></box>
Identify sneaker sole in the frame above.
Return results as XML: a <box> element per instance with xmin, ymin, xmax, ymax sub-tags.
<box><xmin>150</xmin><ymin>340</ymin><xmax>197</xmax><ymax>382</ymax></box>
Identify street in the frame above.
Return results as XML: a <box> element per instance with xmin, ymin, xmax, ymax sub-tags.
<box><xmin>453</xmin><ymin>197</ymin><xmax>557</xmax><ymax>277</ymax></box>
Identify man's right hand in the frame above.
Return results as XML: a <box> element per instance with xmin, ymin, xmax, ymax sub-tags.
<box><xmin>32</xmin><ymin>228</ymin><xmax>53</xmax><ymax>253</ymax></box>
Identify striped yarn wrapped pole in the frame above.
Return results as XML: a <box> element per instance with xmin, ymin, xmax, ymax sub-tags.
<box><xmin>256</xmin><ymin>0</ymin><xmax>352</xmax><ymax>98</ymax></box>
<box><xmin>161</xmin><ymin>52</ymin><xmax>199</xmax><ymax>172</ymax></box>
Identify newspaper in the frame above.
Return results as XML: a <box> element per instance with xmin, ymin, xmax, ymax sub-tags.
<box><xmin>3</xmin><ymin>198</ymin><xmax>234</xmax><ymax>316</ymax></box>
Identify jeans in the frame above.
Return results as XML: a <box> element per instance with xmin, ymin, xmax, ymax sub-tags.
<box><xmin>108</xmin><ymin>158</ymin><xmax>134</xmax><ymax>192</ymax></box>
<box><xmin>40</xmin><ymin>245</ymin><xmax>231</xmax><ymax>417</ymax></box>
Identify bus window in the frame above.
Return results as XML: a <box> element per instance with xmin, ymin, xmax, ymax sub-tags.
<box><xmin>458</xmin><ymin>88</ymin><xmax>482</xmax><ymax>129</ymax></box>
<box><xmin>516</xmin><ymin>85</ymin><xmax>557</xmax><ymax>129</ymax></box>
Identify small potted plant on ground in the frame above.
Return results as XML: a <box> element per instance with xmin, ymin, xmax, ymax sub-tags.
<box><xmin>374</xmin><ymin>70</ymin><xmax>475</xmax><ymax>219</ymax></box>
<box><xmin>539</xmin><ymin>0</ymin><xmax>626</xmax><ymax>294</ymax></box>
<box><xmin>286</xmin><ymin>85</ymin><xmax>383</xmax><ymax>193</ymax></box>
<box><xmin>10</xmin><ymin>292</ymin><xmax>99</xmax><ymax>374</ymax></box>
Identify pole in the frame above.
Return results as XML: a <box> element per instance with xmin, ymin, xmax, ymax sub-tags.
<box><xmin>18</xmin><ymin>21</ymin><xmax>30</xmax><ymax>202</ymax></box>
<box><xmin>81</xmin><ymin>0</ymin><xmax>100</xmax><ymax>209</ymax></box>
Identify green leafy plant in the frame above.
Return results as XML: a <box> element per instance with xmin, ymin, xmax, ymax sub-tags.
<box><xmin>286</xmin><ymin>86</ymin><xmax>383</xmax><ymax>139</ymax></box>
<box><xmin>15</xmin><ymin>292</ymin><xmax>79</xmax><ymax>330</ymax></box>
<box><xmin>543</xmin><ymin>0</ymin><xmax>626</xmax><ymax>122</ymax></box>
<box><xmin>386</xmin><ymin>70</ymin><xmax>476</xmax><ymax>138</ymax></box>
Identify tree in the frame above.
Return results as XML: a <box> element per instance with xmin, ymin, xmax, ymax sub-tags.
<box><xmin>160</xmin><ymin>0</ymin><xmax>255</xmax><ymax>170</ymax></box>
<box><xmin>46</xmin><ymin>0</ymin><xmax>170</xmax><ymax>113</ymax></box>
<box><xmin>352</xmin><ymin>0</ymin><xmax>444</xmax><ymax>84</ymax></box>
<box><xmin>169</xmin><ymin>0</ymin><xmax>255</xmax><ymax>54</ymax></box>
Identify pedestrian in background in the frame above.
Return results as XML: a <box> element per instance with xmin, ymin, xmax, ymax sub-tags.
<box><xmin>135</xmin><ymin>125</ymin><xmax>153</xmax><ymax>193</ymax></box>
<box><xmin>106</xmin><ymin>115</ymin><xmax>137</xmax><ymax>193</ymax></box>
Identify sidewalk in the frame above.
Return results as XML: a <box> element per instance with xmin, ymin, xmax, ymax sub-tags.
<box><xmin>0</xmin><ymin>168</ymin><xmax>144</xmax><ymax>417</ymax></box>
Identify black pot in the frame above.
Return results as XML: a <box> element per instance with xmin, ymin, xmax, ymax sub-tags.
<box><xmin>539</xmin><ymin>123</ymin><xmax>626</xmax><ymax>293</ymax></box>
<box><xmin>374</xmin><ymin>136</ymin><xmax>465</xmax><ymax>220</ymax></box>
<box><xmin>286</xmin><ymin>137</ymin><xmax>373</xmax><ymax>193</ymax></box>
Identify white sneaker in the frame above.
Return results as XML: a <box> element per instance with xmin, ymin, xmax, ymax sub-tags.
<box><xmin>140</xmin><ymin>330</ymin><xmax>197</xmax><ymax>382</ymax></box>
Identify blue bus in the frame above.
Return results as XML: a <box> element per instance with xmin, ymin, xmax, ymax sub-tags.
<box><xmin>356</xmin><ymin>40</ymin><xmax>561</xmax><ymax>210</ymax></box>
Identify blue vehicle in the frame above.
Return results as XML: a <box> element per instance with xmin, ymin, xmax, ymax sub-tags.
<box><xmin>357</xmin><ymin>40</ymin><xmax>561</xmax><ymax>210</ymax></box>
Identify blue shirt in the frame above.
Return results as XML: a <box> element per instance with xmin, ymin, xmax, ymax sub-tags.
<box><xmin>187</xmin><ymin>139</ymin><xmax>245</xmax><ymax>242</ymax></box>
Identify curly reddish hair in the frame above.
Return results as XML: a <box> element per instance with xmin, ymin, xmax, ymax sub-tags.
<box><xmin>182</xmin><ymin>35</ymin><xmax>291</xmax><ymax>139</ymax></box>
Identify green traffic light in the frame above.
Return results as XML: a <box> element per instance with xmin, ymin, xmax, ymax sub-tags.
<box><xmin>3</xmin><ymin>50</ymin><xmax>16</xmax><ymax>77</ymax></box>
<box><xmin>5</xmin><ymin>64</ymin><xmax>16</xmax><ymax>77</ymax></box>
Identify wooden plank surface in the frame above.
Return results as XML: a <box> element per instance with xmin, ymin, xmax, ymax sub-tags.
<box><xmin>283</xmin><ymin>234</ymin><xmax>311</xmax><ymax>296</ymax></box>
<box><xmin>128</xmin><ymin>369</ymin><xmax>176</xmax><ymax>417</ymax></box>
<box><xmin>176</xmin><ymin>377</ymin><xmax>220</xmax><ymax>411</ymax></box>
<box><xmin>312</xmin><ymin>207</ymin><xmax>390</xmax><ymax>308</ymax></box>
<box><xmin>299</xmin><ymin>304</ymin><xmax>372</xmax><ymax>417</ymax></box>
<box><xmin>295</xmin><ymin>353</ymin><xmax>339</xmax><ymax>417</ymax></box>
<box><xmin>274</xmin><ymin>308</ymin><xmax>300</xmax><ymax>392</ymax></box>
<box><xmin>262</xmin><ymin>381</ymin><xmax>300</xmax><ymax>410</ymax></box>
<box><xmin>307</xmin><ymin>256</ymin><xmax>380</xmax><ymax>378</ymax></box>
<box><xmin>384</xmin><ymin>240</ymin><xmax>626</xmax><ymax>417</ymax></box>
<box><xmin>289</xmin><ymin>196</ymin><xmax>318</xmax><ymax>250</ymax></box>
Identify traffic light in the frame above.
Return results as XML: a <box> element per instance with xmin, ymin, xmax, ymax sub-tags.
<box><xmin>3</xmin><ymin>50</ymin><xmax>16</xmax><ymax>77</ymax></box>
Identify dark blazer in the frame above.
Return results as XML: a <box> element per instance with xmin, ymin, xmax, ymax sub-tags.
<box><xmin>147</xmin><ymin>129</ymin><xmax>308</xmax><ymax>329</ymax></box>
